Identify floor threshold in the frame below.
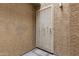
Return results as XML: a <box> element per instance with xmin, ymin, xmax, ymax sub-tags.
<box><xmin>23</xmin><ymin>48</ymin><xmax>56</xmax><ymax>56</ymax></box>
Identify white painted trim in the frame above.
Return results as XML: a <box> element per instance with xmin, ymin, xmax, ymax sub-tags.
<box><xmin>37</xmin><ymin>4</ymin><xmax>53</xmax><ymax>12</ymax></box>
<box><xmin>36</xmin><ymin>4</ymin><xmax>54</xmax><ymax>53</ymax></box>
<box><xmin>50</xmin><ymin>4</ymin><xmax>54</xmax><ymax>53</ymax></box>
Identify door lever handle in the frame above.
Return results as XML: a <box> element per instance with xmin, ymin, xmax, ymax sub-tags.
<box><xmin>50</xmin><ymin>28</ymin><xmax>52</xmax><ymax>33</ymax></box>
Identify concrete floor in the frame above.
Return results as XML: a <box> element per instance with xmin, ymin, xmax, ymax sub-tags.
<box><xmin>23</xmin><ymin>48</ymin><xmax>55</xmax><ymax>56</ymax></box>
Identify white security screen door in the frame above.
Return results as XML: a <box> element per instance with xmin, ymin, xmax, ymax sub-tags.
<box><xmin>36</xmin><ymin>4</ymin><xmax>54</xmax><ymax>53</ymax></box>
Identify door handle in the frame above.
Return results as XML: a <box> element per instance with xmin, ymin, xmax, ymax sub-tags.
<box><xmin>50</xmin><ymin>28</ymin><xmax>52</xmax><ymax>33</ymax></box>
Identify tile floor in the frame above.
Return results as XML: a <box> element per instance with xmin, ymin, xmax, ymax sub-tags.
<box><xmin>23</xmin><ymin>48</ymin><xmax>55</xmax><ymax>56</ymax></box>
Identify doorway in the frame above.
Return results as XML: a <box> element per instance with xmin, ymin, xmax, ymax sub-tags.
<box><xmin>36</xmin><ymin>4</ymin><xmax>54</xmax><ymax>53</ymax></box>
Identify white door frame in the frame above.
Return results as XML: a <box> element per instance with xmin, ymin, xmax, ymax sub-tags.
<box><xmin>36</xmin><ymin>4</ymin><xmax>54</xmax><ymax>53</ymax></box>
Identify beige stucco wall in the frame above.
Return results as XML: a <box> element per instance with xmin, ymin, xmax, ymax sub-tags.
<box><xmin>54</xmin><ymin>3</ymin><xmax>70</xmax><ymax>56</ymax></box>
<box><xmin>70</xmin><ymin>3</ymin><xmax>79</xmax><ymax>56</ymax></box>
<box><xmin>0</xmin><ymin>4</ymin><xmax>36</xmax><ymax>56</ymax></box>
<box><xmin>54</xmin><ymin>3</ymin><xmax>79</xmax><ymax>56</ymax></box>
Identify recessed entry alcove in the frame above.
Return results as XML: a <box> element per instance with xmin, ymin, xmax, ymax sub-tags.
<box><xmin>0</xmin><ymin>3</ymin><xmax>55</xmax><ymax>56</ymax></box>
<box><xmin>0</xmin><ymin>3</ymin><xmax>79</xmax><ymax>56</ymax></box>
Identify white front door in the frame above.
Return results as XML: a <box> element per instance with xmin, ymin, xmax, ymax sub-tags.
<box><xmin>36</xmin><ymin>4</ymin><xmax>54</xmax><ymax>53</ymax></box>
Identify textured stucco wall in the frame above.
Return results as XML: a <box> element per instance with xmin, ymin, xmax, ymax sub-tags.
<box><xmin>54</xmin><ymin>3</ymin><xmax>79</xmax><ymax>56</ymax></box>
<box><xmin>54</xmin><ymin>3</ymin><xmax>70</xmax><ymax>56</ymax></box>
<box><xmin>0</xmin><ymin>4</ymin><xmax>36</xmax><ymax>56</ymax></box>
<box><xmin>70</xmin><ymin>3</ymin><xmax>79</xmax><ymax>56</ymax></box>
